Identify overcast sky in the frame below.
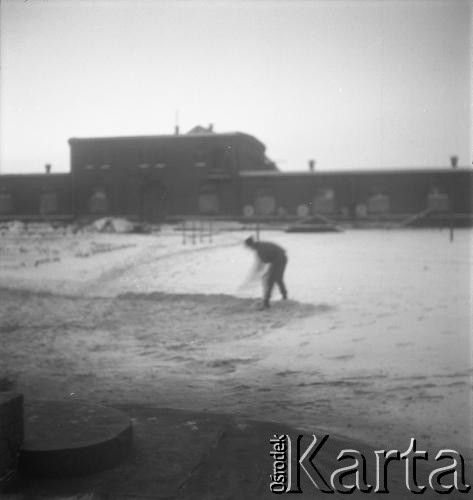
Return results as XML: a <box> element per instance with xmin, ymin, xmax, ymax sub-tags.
<box><xmin>0</xmin><ymin>0</ymin><xmax>471</xmax><ymax>173</ymax></box>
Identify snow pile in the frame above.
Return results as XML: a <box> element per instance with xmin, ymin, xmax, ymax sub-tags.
<box><xmin>81</xmin><ymin>217</ymin><xmax>146</xmax><ymax>234</ymax></box>
<box><xmin>5</xmin><ymin>220</ymin><xmax>26</xmax><ymax>233</ymax></box>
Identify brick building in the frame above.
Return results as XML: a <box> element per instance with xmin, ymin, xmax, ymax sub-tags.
<box><xmin>238</xmin><ymin>168</ymin><xmax>473</xmax><ymax>223</ymax></box>
<box><xmin>0</xmin><ymin>126</ymin><xmax>472</xmax><ymax>225</ymax></box>
<box><xmin>69</xmin><ymin>126</ymin><xmax>275</xmax><ymax>221</ymax></box>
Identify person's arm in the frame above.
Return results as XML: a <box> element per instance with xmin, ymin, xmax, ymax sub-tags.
<box><xmin>238</xmin><ymin>255</ymin><xmax>266</xmax><ymax>290</ymax></box>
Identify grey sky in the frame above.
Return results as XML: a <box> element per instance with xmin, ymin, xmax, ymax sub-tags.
<box><xmin>0</xmin><ymin>0</ymin><xmax>471</xmax><ymax>173</ymax></box>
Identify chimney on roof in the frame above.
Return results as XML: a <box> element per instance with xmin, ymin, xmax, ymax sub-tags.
<box><xmin>308</xmin><ymin>159</ymin><xmax>315</xmax><ymax>172</ymax></box>
<box><xmin>208</xmin><ymin>123</ymin><xmax>214</xmax><ymax>132</ymax></box>
<box><xmin>450</xmin><ymin>155</ymin><xmax>458</xmax><ymax>168</ymax></box>
<box><xmin>45</xmin><ymin>163</ymin><xmax>51</xmax><ymax>174</ymax></box>
<box><xmin>174</xmin><ymin>125</ymin><xmax>179</xmax><ymax>135</ymax></box>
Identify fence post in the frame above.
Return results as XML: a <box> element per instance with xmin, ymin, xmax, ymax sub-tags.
<box><xmin>449</xmin><ymin>178</ymin><xmax>454</xmax><ymax>242</ymax></box>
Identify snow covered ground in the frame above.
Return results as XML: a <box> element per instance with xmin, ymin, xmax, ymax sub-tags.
<box><xmin>0</xmin><ymin>226</ymin><xmax>471</xmax><ymax>460</ymax></box>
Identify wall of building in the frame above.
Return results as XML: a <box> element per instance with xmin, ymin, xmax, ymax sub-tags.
<box><xmin>0</xmin><ymin>131</ymin><xmax>471</xmax><ymax>224</ymax></box>
<box><xmin>0</xmin><ymin>174</ymin><xmax>72</xmax><ymax>220</ymax></box>
<box><xmin>238</xmin><ymin>169</ymin><xmax>473</xmax><ymax>220</ymax></box>
<box><xmin>69</xmin><ymin>132</ymin><xmax>270</xmax><ymax>220</ymax></box>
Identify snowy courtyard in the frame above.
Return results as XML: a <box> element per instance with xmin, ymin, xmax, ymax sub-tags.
<box><xmin>0</xmin><ymin>226</ymin><xmax>471</xmax><ymax>461</ymax></box>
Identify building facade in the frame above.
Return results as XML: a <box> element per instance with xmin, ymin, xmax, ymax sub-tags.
<box><xmin>69</xmin><ymin>128</ymin><xmax>275</xmax><ymax>221</ymax></box>
<box><xmin>238</xmin><ymin>168</ymin><xmax>473</xmax><ymax>223</ymax></box>
<box><xmin>0</xmin><ymin>127</ymin><xmax>472</xmax><ymax>225</ymax></box>
<box><xmin>0</xmin><ymin>173</ymin><xmax>72</xmax><ymax>220</ymax></box>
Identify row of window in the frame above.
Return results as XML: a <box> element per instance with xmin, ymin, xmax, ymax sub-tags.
<box><xmin>79</xmin><ymin>145</ymin><xmax>234</xmax><ymax>171</ymax></box>
<box><xmin>243</xmin><ymin>190</ymin><xmax>450</xmax><ymax>217</ymax></box>
<box><xmin>0</xmin><ymin>191</ymin><xmax>59</xmax><ymax>215</ymax></box>
<box><xmin>80</xmin><ymin>160</ymin><xmax>225</xmax><ymax>171</ymax></box>
<box><xmin>83</xmin><ymin>163</ymin><xmax>166</xmax><ymax>171</ymax></box>
<box><xmin>84</xmin><ymin>189</ymin><xmax>220</xmax><ymax>215</ymax></box>
<box><xmin>0</xmin><ymin>187</ymin><xmax>451</xmax><ymax>217</ymax></box>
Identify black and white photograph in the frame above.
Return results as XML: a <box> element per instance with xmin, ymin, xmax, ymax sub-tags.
<box><xmin>0</xmin><ymin>0</ymin><xmax>471</xmax><ymax>498</ymax></box>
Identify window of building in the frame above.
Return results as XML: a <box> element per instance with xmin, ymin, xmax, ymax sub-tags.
<box><xmin>254</xmin><ymin>187</ymin><xmax>276</xmax><ymax>215</ymax></box>
<box><xmin>0</xmin><ymin>189</ymin><xmax>13</xmax><ymax>214</ymax></box>
<box><xmin>427</xmin><ymin>186</ymin><xmax>449</xmax><ymax>213</ymax></box>
<box><xmin>367</xmin><ymin>185</ymin><xmax>390</xmax><ymax>215</ymax></box>
<box><xmin>138</xmin><ymin>144</ymin><xmax>167</xmax><ymax>169</ymax></box>
<box><xmin>99</xmin><ymin>149</ymin><xmax>112</xmax><ymax>169</ymax></box>
<box><xmin>40</xmin><ymin>191</ymin><xmax>58</xmax><ymax>215</ymax></box>
<box><xmin>83</xmin><ymin>146</ymin><xmax>112</xmax><ymax>170</ymax></box>
<box><xmin>88</xmin><ymin>187</ymin><xmax>109</xmax><ymax>214</ymax></box>
<box><xmin>297</xmin><ymin>204</ymin><xmax>309</xmax><ymax>217</ymax></box>
<box><xmin>138</xmin><ymin>145</ymin><xmax>151</xmax><ymax>169</ymax></box>
<box><xmin>242</xmin><ymin>204</ymin><xmax>255</xmax><ymax>217</ymax></box>
<box><xmin>194</xmin><ymin>142</ymin><xmax>207</xmax><ymax>167</ymax></box>
<box><xmin>355</xmin><ymin>203</ymin><xmax>368</xmax><ymax>218</ymax></box>
<box><xmin>198</xmin><ymin>184</ymin><xmax>219</xmax><ymax>214</ymax></box>
<box><xmin>368</xmin><ymin>193</ymin><xmax>390</xmax><ymax>214</ymax></box>
<box><xmin>84</xmin><ymin>145</ymin><xmax>98</xmax><ymax>170</ymax></box>
<box><xmin>153</xmin><ymin>146</ymin><xmax>167</xmax><ymax>169</ymax></box>
<box><xmin>313</xmin><ymin>188</ymin><xmax>335</xmax><ymax>214</ymax></box>
<box><xmin>198</xmin><ymin>193</ymin><xmax>219</xmax><ymax>214</ymax></box>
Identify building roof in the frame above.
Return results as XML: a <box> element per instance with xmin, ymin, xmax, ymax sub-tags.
<box><xmin>68</xmin><ymin>131</ymin><xmax>264</xmax><ymax>148</ymax></box>
<box><xmin>0</xmin><ymin>172</ymin><xmax>71</xmax><ymax>178</ymax></box>
<box><xmin>238</xmin><ymin>167</ymin><xmax>473</xmax><ymax>177</ymax></box>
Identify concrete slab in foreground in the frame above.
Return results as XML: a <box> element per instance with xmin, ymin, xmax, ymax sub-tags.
<box><xmin>19</xmin><ymin>400</ymin><xmax>132</xmax><ymax>477</ymax></box>
<box><xmin>15</xmin><ymin>404</ymin><xmax>229</xmax><ymax>499</ymax></box>
<box><xmin>11</xmin><ymin>403</ymin><xmax>454</xmax><ymax>499</ymax></box>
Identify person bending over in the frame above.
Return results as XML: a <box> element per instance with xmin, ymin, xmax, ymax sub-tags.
<box><xmin>243</xmin><ymin>236</ymin><xmax>288</xmax><ymax>309</ymax></box>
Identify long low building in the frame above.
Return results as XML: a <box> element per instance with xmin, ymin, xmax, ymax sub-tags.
<box><xmin>0</xmin><ymin>127</ymin><xmax>472</xmax><ymax>225</ymax></box>
<box><xmin>238</xmin><ymin>167</ymin><xmax>473</xmax><ymax>224</ymax></box>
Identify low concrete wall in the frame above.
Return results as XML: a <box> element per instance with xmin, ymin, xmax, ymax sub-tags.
<box><xmin>0</xmin><ymin>392</ymin><xmax>23</xmax><ymax>491</ymax></box>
